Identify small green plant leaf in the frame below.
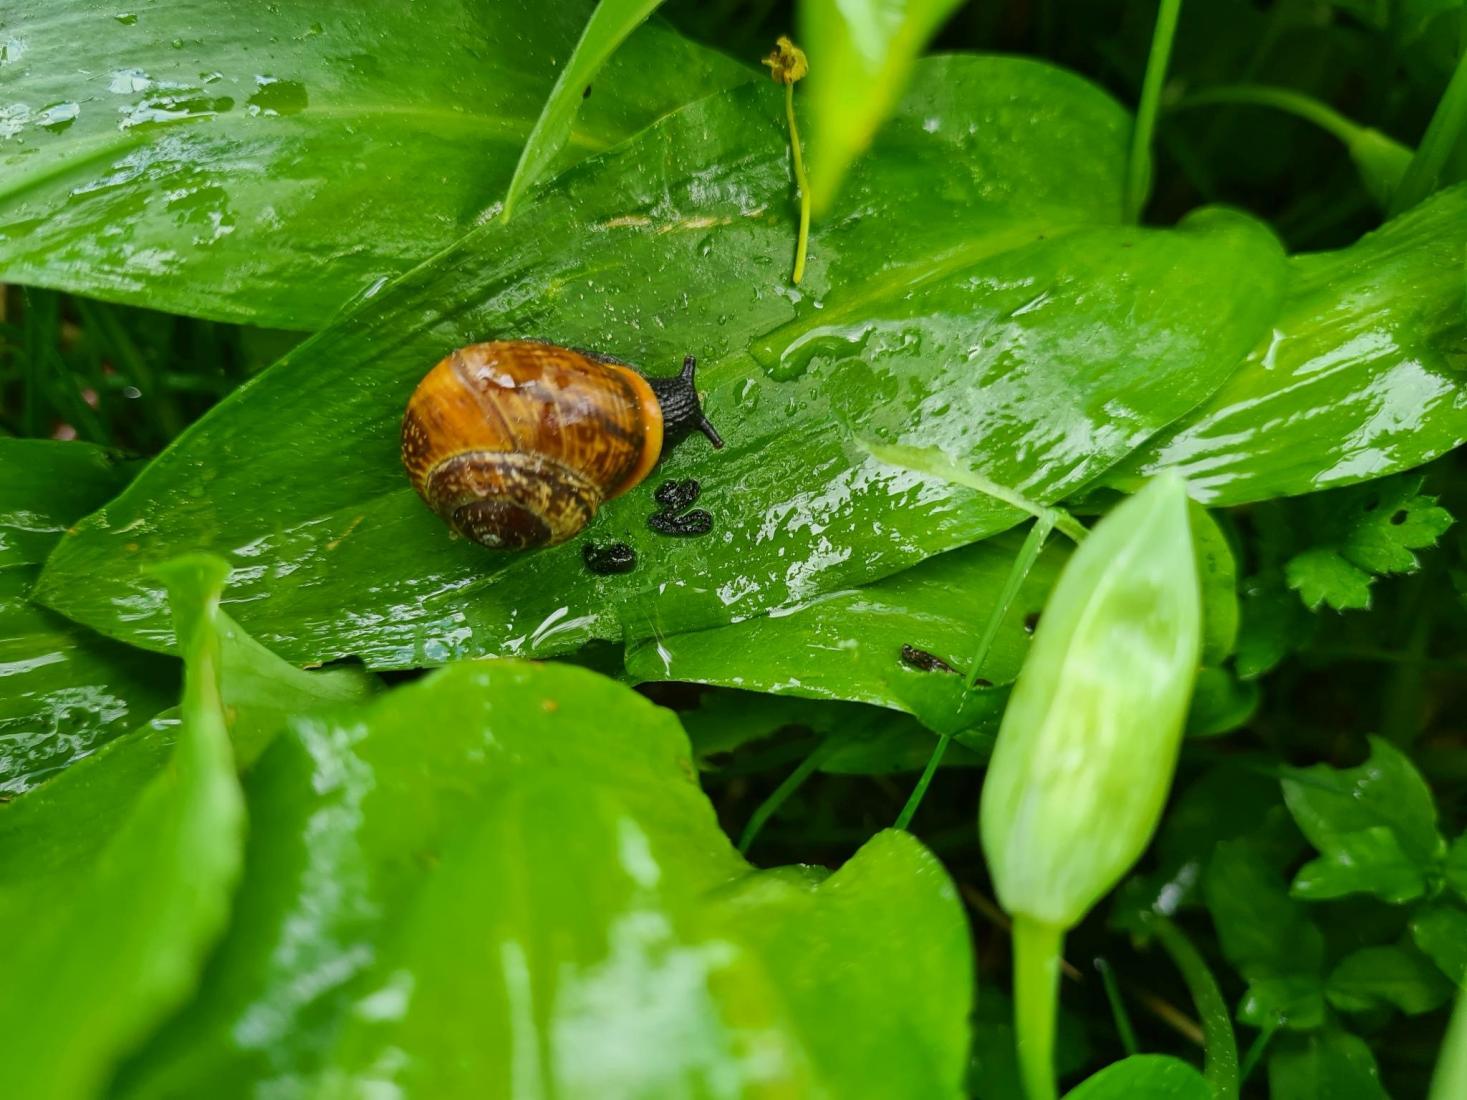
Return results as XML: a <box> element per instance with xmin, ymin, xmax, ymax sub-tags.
<box><xmin>502</xmin><ymin>0</ymin><xmax>670</xmax><ymax>220</ymax></box>
<box><xmin>799</xmin><ymin>0</ymin><xmax>966</xmax><ymax>215</ymax></box>
<box><xmin>0</xmin><ymin>0</ymin><xmax>747</xmax><ymax>329</ymax></box>
<box><xmin>1446</xmin><ymin>833</ymin><xmax>1467</xmax><ymax>899</ymax></box>
<box><xmin>1204</xmin><ymin>835</ymin><xmax>1327</xmax><ymax>1031</ymax></box>
<box><xmin>1326</xmin><ymin>943</ymin><xmax>1455</xmax><ymax>1015</ymax></box>
<box><xmin>1267</xmin><ymin>1028</ymin><xmax>1389</xmax><ymax>1100</ymax></box>
<box><xmin>1061</xmin><ymin>1055</ymin><xmax>1211</xmax><ymax>1100</ymax></box>
<box><xmin>1283</xmin><ymin>736</ymin><xmax>1445</xmax><ymax>903</ymax></box>
<box><xmin>0</xmin><ymin>439</ymin><xmax>176</xmax><ymax>792</ymax></box>
<box><xmin>118</xmin><ymin>659</ymin><xmax>972</xmax><ymax>1097</ymax></box>
<box><xmin>0</xmin><ymin>555</ymin><xmax>244</xmax><ymax>1100</ymax></box>
<box><xmin>1282</xmin><ymin>476</ymin><xmax>1454</xmax><ymax>611</ymax></box>
<box><xmin>1411</xmin><ymin>905</ymin><xmax>1467</xmax><ymax>984</ymax></box>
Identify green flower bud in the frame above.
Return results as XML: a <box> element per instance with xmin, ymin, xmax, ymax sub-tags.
<box><xmin>981</xmin><ymin>473</ymin><xmax>1201</xmax><ymax>927</ymax></box>
<box><xmin>980</xmin><ymin>474</ymin><xmax>1201</xmax><ymax>1100</ymax></box>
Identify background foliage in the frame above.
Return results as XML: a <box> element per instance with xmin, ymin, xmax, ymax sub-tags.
<box><xmin>3</xmin><ymin>0</ymin><xmax>1467</xmax><ymax>1097</ymax></box>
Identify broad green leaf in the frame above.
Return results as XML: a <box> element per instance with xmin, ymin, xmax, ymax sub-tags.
<box><xmin>629</xmin><ymin>534</ymin><xmax>1064</xmax><ymax>736</ymax></box>
<box><xmin>1203</xmin><ymin>837</ymin><xmax>1327</xmax><ymax>1030</ymax></box>
<box><xmin>1411</xmin><ymin>904</ymin><xmax>1467</xmax><ymax>983</ymax></box>
<box><xmin>0</xmin><ymin>555</ymin><xmax>244</xmax><ymax>1100</ymax></box>
<box><xmin>0</xmin><ymin>0</ymin><xmax>748</xmax><ymax>329</ymax></box>
<box><xmin>800</xmin><ymin>0</ymin><xmax>967</xmax><ymax>214</ymax></box>
<box><xmin>1107</xmin><ymin>184</ymin><xmax>1467</xmax><ymax>505</ymax></box>
<box><xmin>1326</xmin><ymin>942</ymin><xmax>1455</xmax><ymax>1015</ymax></box>
<box><xmin>1282</xmin><ymin>475</ymin><xmax>1454</xmax><ymax>611</ymax></box>
<box><xmin>1267</xmin><ymin>1028</ymin><xmax>1389</xmax><ymax>1100</ymax></box>
<box><xmin>37</xmin><ymin>56</ymin><xmax>1287</xmax><ymax>670</ymax></box>
<box><xmin>118</xmin><ymin>659</ymin><xmax>972</xmax><ymax>1098</ymax></box>
<box><xmin>635</xmin><ymin>503</ymin><xmax>1240</xmax><ymax>742</ymax></box>
<box><xmin>1282</xmin><ymin>736</ymin><xmax>1445</xmax><ymax>903</ymax></box>
<box><xmin>0</xmin><ymin>438</ymin><xmax>175</xmax><ymax>792</ymax></box>
<box><xmin>502</xmin><ymin>0</ymin><xmax>669</xmax><ymax>220</ymax></box>
<box><xmin>1061</xmin><ymin>1055</ymin><xmax>1210</xmax><ymax>1100</ymax></box>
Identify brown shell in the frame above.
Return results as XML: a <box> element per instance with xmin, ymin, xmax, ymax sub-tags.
<box><xmin>401</xmin><ymin>341</ymin><xmax>664</xmax><ymax>549</ymax></box>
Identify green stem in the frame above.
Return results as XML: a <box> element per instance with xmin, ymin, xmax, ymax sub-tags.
<box><xmin>894</xmin><ymin>516</ymin><xmax>1054</xmax><ymax>831</ymax></box>
<box><xmin>1095</xmin><ymin>958</ymin><xmax>1139</xmax><ymax>1056</ymax></box>
<box><xmin>864</xmin><ymin>442</ymin><xmax>1088</xmax><ymax>544</ymax></box>
<box><xmin>1013</xmin><ymin>915</ymin><xmax>1064</xmax><ymax>1100</ymax></box>
<box><xmin>1430</xmin><ymin>990</ymin><xmax>1467</xmax><ymax>1100</ymax></box>
<box><xmin>737</xmin><ymin>736</ymin><xmax>834</xmax><ymax>854</ymax></box>
<box><xmin>1237</xmin><ymin>1024</ymin><xmax>1275</xmax><ymax>1085</ymax></box>
<box><xmin>1150</xmin><ymin>915</ymin><xmax>1239</xmax><ymax>1099</ymax></box>
<box><xmin>1391</xmin><ymin>48</ymin><xmax>1467</xmax><ymax>215</ymax></box>
<box><xmin>785</xmin><ymin>81</ymin><xmax>811</xmax><ymax>285</ymax></box>
<box><xmin>1175</xmin><ymin>84</ymin><xmax>1373</xmax><ymax>147</ymax></box>
<box><xmin>1125</xmin><ymin>0</ymin><xmax>1184</xmax><ymax>222</ymax></box>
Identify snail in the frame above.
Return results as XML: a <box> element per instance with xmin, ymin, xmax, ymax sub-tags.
<box><xmin>401</xmin><ymin>340</ymin><xmax>723</xmax><ymax>550</ymax></box>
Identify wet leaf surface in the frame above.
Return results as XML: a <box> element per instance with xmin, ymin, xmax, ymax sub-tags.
<box><xmin>0</xmin><ymin>439</ymin><xmax>176</xmax><ymax>792</ymax></box>
<box><xmin>0</xmin><ymin>0</ymin><xmax>748</xmax><ymax>329</ymax></box>
<box><xmin>37</xmin><ymin>56</ymin><xmax>1289</xmax><ymax>670</ymax></box>
<box><xmin>0</xmin><ymin>556</ymin><xmax>244</xmax><ymax>1100</ymax></box>
<box><xmin>117</xmin><ymin>657</ymin><xmax>971</xmax><ymax>1098</ymax></box>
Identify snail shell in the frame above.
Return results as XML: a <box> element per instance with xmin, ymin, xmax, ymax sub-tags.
<box><xmin>401</xmin><ymin>340</ymin><xmax>721</xmax><ymax>550</ymax></box>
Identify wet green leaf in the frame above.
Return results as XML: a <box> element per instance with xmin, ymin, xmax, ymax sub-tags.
<box><xmin>37</xmin><ymin>56</ymin><xmax>1288</xmax><ymax>672</ymax></box>
<box><xmin>629</xmin><ymin>533</ymin><xmax>1063</xmax><ymax>736</ymax></box>
<box><xmin>1283</xmin><ymin>736</ymin><xmax>1445</xmax><ymax>903</ymax></box>
<box><xmin>800</xmin><ymin>0</ymin><xmax>967</xmax><ymax>214</ymax></box>
<box><xmin>1061</xmin><ymin>1055</ymin><xmax>1210</xmax><ymax>1100</ymax></box>
<box><xmin>118</xmin><ymin>659</ymin><xmax>971</xmax><ymax>1098</ymax></box>
<box><xmin>1267</xmin><ymin>1028</ymin><xmax>1389</xmax><ymax>1100</ymax></box>
<box><xmin>0</xmin><ymin>438</ymin><xmax>176</xmax><ymax>792</ymax></box>
<box><xmin>1327</xmin><ymin>942</ymin><xmax>1455</xmax><ymax>1015</ymax></box>
<box><xmin>0</xmin><ymin>0</ymin><xmax>748</xmax><ymax>329</ymax></box>
<box><xmin>502</xmin><ymin>0</ymin><xmax>669</xmax><ymax>220</ymax></box>
<box><xmin>1107</xmin><ymin>185</ymin><xmax>1467</xmax><ymax>506</ymax></box>
<box><xmin>0</xmin><ymin>555</ymin><xmax>244</xmax><ymax>1100</ymax></box>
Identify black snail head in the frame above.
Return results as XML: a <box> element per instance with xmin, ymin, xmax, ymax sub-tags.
<box><xmin>648</xmin><ymin>356</ymin><xmax>724</xmax><ymax>449</ymax></box>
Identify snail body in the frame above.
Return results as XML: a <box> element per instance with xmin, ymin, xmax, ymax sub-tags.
<box><xmin>402</xmin><ymin>340</ymin><xmax>721</xmax><ymax>550</ymax></box>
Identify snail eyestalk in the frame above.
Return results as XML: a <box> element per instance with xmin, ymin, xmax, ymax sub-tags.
<box><xmin>648</xmin><ymin>356</ymin><xmax>723</xmax><ymax>449</ymax></box>
<box><xmin>764</xmin><ymin>36</ymin><xmax>810</xmax><ymax>285</ymax></box>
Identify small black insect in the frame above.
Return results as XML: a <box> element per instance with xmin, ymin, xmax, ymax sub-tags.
<box><xmin>582</xmin><ymin>541</ymin><xmax>637</xmax><ymax>575</ymax></box>
<box><xmin>900</xmin><ymin>644</ymin><xmax>959</xmax><ymax>674</ymax></box>
<box><xmin>649</xmin><ymin>509</ymin><xmax>713</xmax><ymax>537</ymax></box>
<box><xmin>1024</xmin><ymin>612</ymin><xmax>1041</xmax><ymax>634</ymax></box>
